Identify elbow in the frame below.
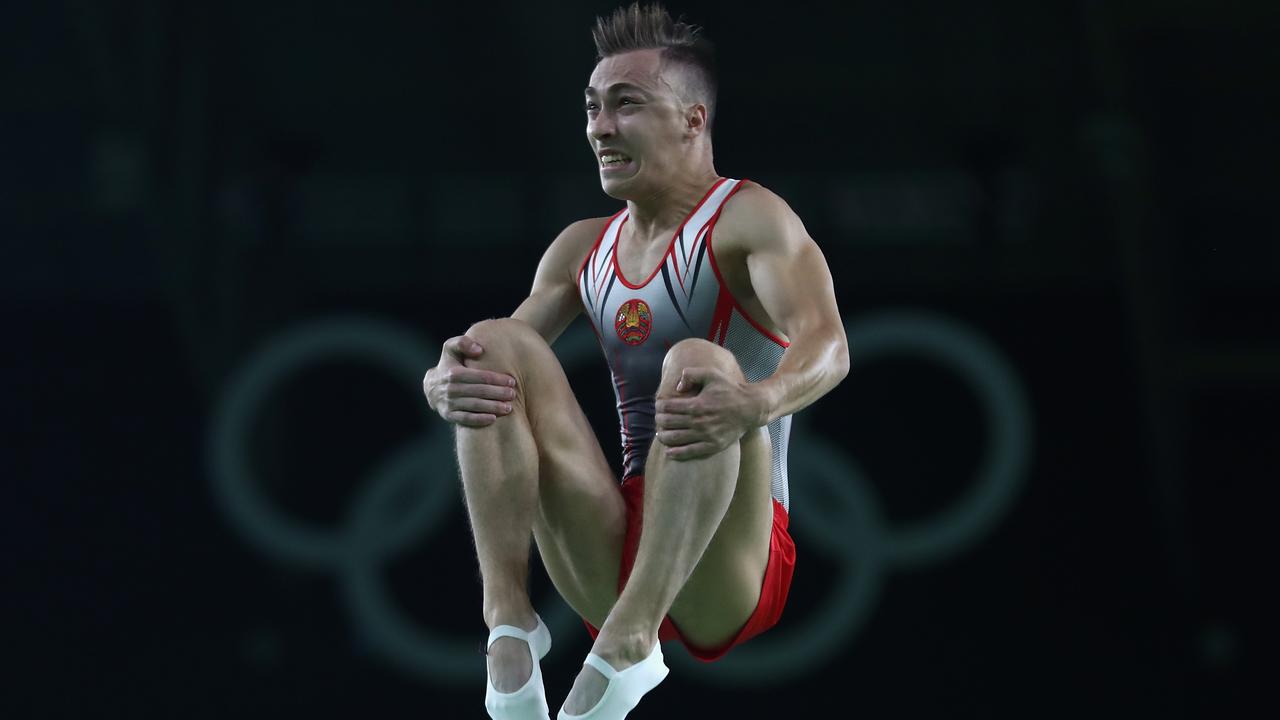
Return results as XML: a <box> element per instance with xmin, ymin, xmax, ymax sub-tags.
<box><xmin>832</xmin><ymin>337</ymin><xmax>851</xmax><ymax>384</ymax></box>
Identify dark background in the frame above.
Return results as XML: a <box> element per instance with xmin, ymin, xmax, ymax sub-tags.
<box><xmin>5</xmin><ymin>0</ymin><xmax>1272</xmax><ymax>717</ymax></box>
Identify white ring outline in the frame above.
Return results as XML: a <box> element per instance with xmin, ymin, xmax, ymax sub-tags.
<box><xmin>208</xmin><ymin>310</ymin><xmax>1033</xmax><ymax>685</ymax></box>
<box><xmin>671</xmin><ymin>310</ymin><xmax>1033</xmax><ymax>683</ymax></box>
<box><xmin>207</xmin><ymin>317</ymin><xmax>584</xmax><ymax>679</ymax></box>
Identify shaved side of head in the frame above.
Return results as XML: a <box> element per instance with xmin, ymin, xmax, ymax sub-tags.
<box><xmin>592</xmin><ymin>2</ymin><xmax>718</xmax><ymax>134</ymax></box>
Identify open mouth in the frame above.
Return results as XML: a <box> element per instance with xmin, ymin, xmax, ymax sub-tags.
<box><xmin>599</xmin><ymin>152</ymin><xmax>633</xmax><ymax>171</ymax></box>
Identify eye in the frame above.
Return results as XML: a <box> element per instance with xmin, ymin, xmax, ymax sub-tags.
<box><xmin>619</xmin><ymin>97</ymin><xmax>636</xmax><ymax>106</ymax></box>
<box><xmin>584</xmin><ymin>101</ymin><xmax>599</xmax><ymax>112</ymax></box>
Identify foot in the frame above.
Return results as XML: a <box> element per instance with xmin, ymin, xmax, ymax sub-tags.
<box><xmin>561</xmin><ymin>630</ymin><xmax>657</xmax><ymax>716</ymax></box>
<box><xmin>488</xmin><ymin>635</ymin><xmax>535</xmax><ymax>692</ymax></box>
<box><xmin>486</xmin><ymin>613</ymin><xmax>540</xmax><ymax>692</ymax></box>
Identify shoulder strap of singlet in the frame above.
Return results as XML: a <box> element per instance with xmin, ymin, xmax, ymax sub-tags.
<box><xmin>579</xmin><ymin>209</ymin><xmax>626</xmax><ymax>289</ymax></box>
<box><xmin>578</xmin><ymin>178</ymin><xmax>743</xmax><ymax>289</ymax></box>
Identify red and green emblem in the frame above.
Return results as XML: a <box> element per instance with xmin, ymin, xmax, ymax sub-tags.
<box><xmin>614</xmin><ymin>299</ymin><xmax>652</xmax><ymax>346</ymax></box>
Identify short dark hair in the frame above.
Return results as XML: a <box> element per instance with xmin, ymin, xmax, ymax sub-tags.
<box><xmin>592</xmin><ymin>2</ymin><xmax>718</xmax><ymax>134</ymax></box>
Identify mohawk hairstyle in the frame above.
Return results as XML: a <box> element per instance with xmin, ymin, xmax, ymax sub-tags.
<box><xmin>591</xmin><ymin>2</ymin><xmax>718</xmax><ymax>134</ymax></box>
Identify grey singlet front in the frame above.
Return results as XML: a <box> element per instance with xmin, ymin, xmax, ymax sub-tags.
<box><xmin>576</xmin><ymin>177</ymin><xmax>794</xmax><ymax>512</ymax></box>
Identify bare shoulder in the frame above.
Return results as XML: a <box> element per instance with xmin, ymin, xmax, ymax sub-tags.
<box><xmin>716</xmin><ymin>180</ymin><xmax>811</xmax><ymax>254</ymax></box>
<box><xmin>559</xmin><ymin>215</ymin><xmax>613</xmax><ymax>251</ymax></box>
<box><xmin>538</xmin><ymin>215</ymin><xmax>614</xmax><ymax>286</ymax></box>
<box><xmin>554</xmin><ymin>215</ymin><xmax>613</xmax><ymax>266</ymax></box>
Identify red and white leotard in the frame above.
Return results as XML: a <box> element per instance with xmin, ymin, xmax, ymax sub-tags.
<box><xmin>577</xmin><ymin>177</ymin><xmax>793</xmax><ymax>511</ymax></box>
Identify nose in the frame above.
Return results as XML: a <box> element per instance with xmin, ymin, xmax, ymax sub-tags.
<box><xmin>588</xmin><ymin>108</ymin><xmax>615</xmax><ymax>142</ymax></box>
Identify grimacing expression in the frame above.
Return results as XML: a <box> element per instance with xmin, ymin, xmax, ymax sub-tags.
<box><xmin>585</xmin><ymin>49</ymin><xmax>702</xmax><ymax>198</ymax></box>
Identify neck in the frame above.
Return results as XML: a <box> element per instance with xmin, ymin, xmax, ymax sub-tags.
<box><xmin>624</xmin><ymin>166</ymin><xmax>722</xmax><ymax>243</ymax></box>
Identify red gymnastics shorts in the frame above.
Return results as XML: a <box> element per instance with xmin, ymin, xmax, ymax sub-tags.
<box><xmin>582</xmin><ymin>474</ymin><xmax>797</xmax><ymax>663</ymax></box>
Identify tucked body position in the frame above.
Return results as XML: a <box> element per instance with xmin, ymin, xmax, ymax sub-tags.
<box><xmin>422</xmin><ymin>3</ymin><xmax>849</xmax><ymax>718</ymax></box>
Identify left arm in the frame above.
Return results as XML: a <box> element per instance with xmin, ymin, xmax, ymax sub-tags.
<box><xmin>656</xmin><ymin>186</ymin><xmax>849</xmax><ymax>459</ymax></box>
<box><xmin>735</xmin><ymin>189</ymin><xmax>850</xmax><ymax>424</ymax></box>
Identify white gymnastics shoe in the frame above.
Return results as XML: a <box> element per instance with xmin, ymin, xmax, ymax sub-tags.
<box><xmin>485</xmin><ymin>614</ymin><xmax>553</xmax><ymax>720</ymax></box>
<box><xmin>557</xmin><ymin>642</ymin><xmax>669</xmax><ymax>720</ymax></box>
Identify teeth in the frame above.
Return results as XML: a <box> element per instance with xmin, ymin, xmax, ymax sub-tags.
<box><xmin>601</xmin><ymin>153</ymin><xmax>630</xmax><ymax>165</ymax></box>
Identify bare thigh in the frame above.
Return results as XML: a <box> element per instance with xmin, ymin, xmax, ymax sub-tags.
<box><xmin>665</xmin><ymin>425</ymin><xmax>776</xmax><ymax>649</ymax></box>
<box><xmin>466</xmin><ymin>319</ymin><xmax>626</xmax><ymax>627</ymax></box>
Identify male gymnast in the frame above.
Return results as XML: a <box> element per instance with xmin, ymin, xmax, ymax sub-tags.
<box><xmin>422</xmin><ymin>3</ymin><xmax>849</xmax><ymax>718</ymax></box>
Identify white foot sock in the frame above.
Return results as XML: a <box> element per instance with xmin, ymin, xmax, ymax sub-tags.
<box><xmin>557</xmin><ymin>642</ymin><xmax>669</xmax><ymax>720</ymax></box>
<box><xmin>485</xmin><ymin>615</ymin><xmax>553</xmax><ymax>720</ymax></box>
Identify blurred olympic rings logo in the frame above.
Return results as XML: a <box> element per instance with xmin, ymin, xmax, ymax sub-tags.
<box><xmin>208</xmin><ymin>311</ymin><xmax>1032</xmax><ymax>685</ymax></box>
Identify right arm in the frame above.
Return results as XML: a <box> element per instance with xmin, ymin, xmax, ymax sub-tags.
<box><xmin>510</xmin><ymin>217</ymin><xmax>607</xmax><ymax>344</ymax></box>
<box><xmin>421</xmin><ymin>218</ymin><xmax>606</xmax><ymax>427</ymax></box>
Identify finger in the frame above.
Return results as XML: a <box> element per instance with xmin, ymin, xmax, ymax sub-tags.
<box><xmin>449</xmin><ymin>367</ymin><xmax>517</xmax><ymax>388</ymax></box>
<box><xmin>655</xmin><ymin>397</ymin><xmax>696</xmax><ymax>415</ymax></box>
<box><xmin>677</xmin><ymin>367</ymin><xmax>716</xmax><ymax>393</ymax></box>
<box><xmin>656</xmin><ymin>428</ymin><xmax>700</xmax><ymax>446</ymax></box>
<box><xmin>654</xmin><ymin>412</ymin><xmax>693</xmax><ymax>430</ymax></box>
<box><xmin>448</xmin><ymin>398</ymin><xmax>513</xmax><ymax>415</ymax></box>
<box><xmin>446</xmin><ymin>383</ymin><xmax>517</xmax><ymax>401</ymax></box>
<box><xmin>665</xmin><ymin>442</ymin><xmax>718</xmax><ymax>460</ymax></box>
<box><xmin>448</xmin><ymin>411</ymin><xmax>498</xmax><ymax>427</ymax></box>
<box><xmin>445</xmin><ymin>335</ymin><xmax>485</xmax><ymax>359</ymax></box>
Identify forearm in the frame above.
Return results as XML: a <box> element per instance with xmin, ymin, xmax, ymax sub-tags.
<box><xmin>753</xmin><ymin>325</ymin><xmax>849</xmax><ymax>425</ymax></box>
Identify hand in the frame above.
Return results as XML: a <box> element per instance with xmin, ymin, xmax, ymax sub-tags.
<box><xmin>654</xmin><ymin>367</ymin><xmax>767</xmax><ymax>460</ymax></box>
<box><xmin>422</xmin><ymin>335</ymin><xmax>518</xmax><ymax>428</ymax></box>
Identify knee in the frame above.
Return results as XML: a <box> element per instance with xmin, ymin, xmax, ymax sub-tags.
<box><xmin>465</xmin><ymin>318</ymin><xmax>548</xmax><ymax>368</ymax></box>
<box><xmin>659</xmin><ymin>339</ymin><xmax>742</xmax><ymax>391</ymax></box>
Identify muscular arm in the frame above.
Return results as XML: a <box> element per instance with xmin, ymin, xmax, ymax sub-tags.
<box><xmin>510</xmin><ymin>218</ymin><xmax>606</xmax><ymax>344</ymax></box>
<box><xmin>720</xmin><ymin>186</ymin><xmax>850</xmax><ymax>425</ymax></box>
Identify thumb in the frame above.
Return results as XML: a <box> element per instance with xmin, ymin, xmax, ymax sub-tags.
<box><xmin>677</xmin><ymin>367</ymin><xmax>714</xmax><ymax>393</ymax></box>
<box><xmin>447</xmin><ymin>335</ymin><xmax>484</xmax><ymax>359</ymax></box>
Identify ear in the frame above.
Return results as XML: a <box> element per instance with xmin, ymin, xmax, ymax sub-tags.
<box><xmin>685</xmin><ymin>103</ymin><xmax>709</xmax><ymax>139</ymax></box>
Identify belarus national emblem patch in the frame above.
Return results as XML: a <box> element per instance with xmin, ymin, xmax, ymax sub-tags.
<box><xmin>614</xmin><ymin>299</ymin><xmax>653</xmax><ymax>346</ymax></box>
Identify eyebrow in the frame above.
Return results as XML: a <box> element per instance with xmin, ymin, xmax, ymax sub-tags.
<box><xmin>584</xmin><ymin>82</ymin><xmax>649</xmax><ymax>96</ymax></box>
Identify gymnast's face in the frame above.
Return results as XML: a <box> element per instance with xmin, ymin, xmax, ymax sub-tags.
<box><xmin>586</xmin><ymin>49</ymin><xmax>703</xmax><ymax>200</ymax></box>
